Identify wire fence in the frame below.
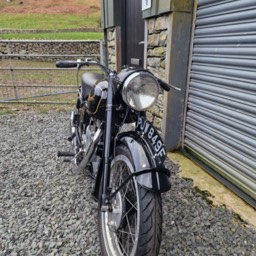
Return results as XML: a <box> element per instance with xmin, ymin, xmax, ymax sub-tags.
<box><xmin>0</xmin><ymin>40</ymin><xmax>104</xmax><ymax>104</ymax></box>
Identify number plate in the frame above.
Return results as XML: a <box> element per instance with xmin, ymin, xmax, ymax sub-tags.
<box><xmin>136</xmin><ymin>116</ymin><xmax>166</xmax><ymax>164</ymax></box>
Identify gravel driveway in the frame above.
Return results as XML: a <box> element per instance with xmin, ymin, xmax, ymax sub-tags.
<box><xmin>0</xmin><ymin>111</ymin><xmax>255</xmax><ymax>256</ymax></box>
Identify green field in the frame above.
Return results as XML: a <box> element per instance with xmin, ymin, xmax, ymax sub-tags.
<box><xmin>0</xmin><ymin>13</ymin><xmax>101</xmax><ymax>30</ymax></box>
<box><xmin>0</xmin><ymin>32</ymin><xmax>103</xmax><ymax>40</ymax></box>
<box><xmin>0</xmin><ymin>12</ymin><xmax>103</xmax><ymax>40</ymax></box>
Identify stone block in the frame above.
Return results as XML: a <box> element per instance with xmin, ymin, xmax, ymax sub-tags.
<box><xmin>108</xmin><ymin>29</ymin><xmax>115</xmax><ymax>41</ymax></box>
<box><xmin>108</xmin><ymin>40</ymin><xmax>115</xmax><ymax>47</ymax></box>
<box><xmin>160</xmin><ymin>59</ymin><xmax>166</xmax><ymax>69</ymax></box>
<box><xmin>109</xmin><ymin>55</ymin><xmax>116</xmax><ymax>64</ymax></box>
<box><xmin>147</xmin><ymin>19</ymin><xmax>155</xmax><ymax>34</ymax></box>
<box><xmin>148</xmin><ymin>34</ymin><xmax>160</xmax><ymax>47</ymax></box>
<box><xmin>153</xmin><ymin>47</ymin><xmax>166</xmax><ymax>57</ymax></box>
<box><xmin>148</xmin><ymin>67</ymin><xmax>166</xmax><ymax>81</ymax></box>
<box><xmin>108</xmin><ymin>47</ymin><xmax>115</xmax><ymax>56</ymax></box>
<box><xmin>159</xmin><ymin>31</ymin><xmax>168</xmax><ymax>46</ymax></box>
<box><xmin>157</xmin><ymin>94</ymin><xmax>164</xmax><ymax>106</ymax></box>
<box><xmin>155</xmin><ymin>16</ymin><xmax>167</xmax><ymax>31</ymax></box>
<box><xmin>147</xmin><ymin>49</ymin><xmax>154</xmax><ymax>57</ymax></box>
<box><xmin>147</xmin><ymin>57</ymin><xmax>161</xmax><ymax>67</ymax></box>
<box><xmin>146</xmin><ymin>112</ymin><xmax>153</xmax><ymax>122</ymax></box>
<box><xmin>149</xmin><ymin>105</ymin><xmax>162</xmax><ymax>117</ymax></box>
<box><xmin>153</xmin><ymin>116</ymin><xmax>162</xmax><ymax>130</ymax></box>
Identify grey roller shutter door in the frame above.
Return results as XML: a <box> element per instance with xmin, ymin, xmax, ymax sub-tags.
<box><xmin>184</xmin><ymin>0</ymin><xmax>256</xmax><ymax>203</ymax></box>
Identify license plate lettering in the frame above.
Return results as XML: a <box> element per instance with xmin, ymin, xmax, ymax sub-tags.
<box><xmin>137</xmin><ymin>117</ymin><xmax>150</xmax><ymax>134</ymax></box>
<box><xmin>136</xmin><ymin>117</ymin><xmax>142</xmax><ymax>129</ymax></box>
<box><xmin>147</xmin><ymin>127</ymin><xmax>155</xmax><ymax>139</ymax></box>
<box><xmin>151</xmin><ymin>134</ymin><xmax>158</xmax><ymax>145</ymax></box>
<box><xmin>154</xmin><ymin>140</ymin><xmax>162</xmax><ymax>152</ymax></box>
<box><xmin>157</xmin><ymin>147</ymin><xmax>166</xmax><ymax>158</ymax></box>
<box><xmin>136</xmin><ymin>116</ymin><xmax>166</xmax><ymax>163</ymax></box>
<box><xmin>143</xmin><ymin>122</ymin><xmax>150</xmax><ymax>134</ymax></box>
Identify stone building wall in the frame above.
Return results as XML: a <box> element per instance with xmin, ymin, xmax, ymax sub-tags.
<box><xmin>146</xmin><ymin>14</ymin><xmax>170</xmax><ymax>131</ymax></box>
<box><xmin>107</xmin><ymin>28</ymin><xmax>116</xmax><ymax>70</ymax></box>
<box><xmin>104</xmin><ymin>17</ymin><xmax>170</xmax><ymax>132</ymax></box>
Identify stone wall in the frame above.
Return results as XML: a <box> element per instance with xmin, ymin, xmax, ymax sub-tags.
<box><xmin>105</xmin><ymin>17</ymin><xmax>169</xmax><ymax>131</ymax></box>
<box><xmin>0</xmin><ymin>41</ymin><xmax>101</xmax><ymax>61</ymax></box>
<box><xmin>104</xmin><ymin>18</ymin><xmax>169</xmax><ymax>131</ymax></box>
<box><xmin>107</xmin><ymin>28</ymin><xmax>116</xmax><ymax>70</ymax></box>
<box><xmin>146</xmin><ymin>14</ymin><xmax>169</xmax><ymax>131</ymax></box>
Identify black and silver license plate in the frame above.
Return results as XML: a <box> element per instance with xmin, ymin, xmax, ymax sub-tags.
<box><xmin>136</xmin><ymin>116</ymin><xmax>166</xmax><ymax>164</ymax></box>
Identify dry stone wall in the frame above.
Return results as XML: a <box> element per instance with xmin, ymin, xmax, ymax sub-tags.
<box><xmin>105</xmin><ymin>18</ymin><xmax>170</xmax><ymax>132</ymax></box>
<box><xmin>0</xmin><ymin>41</ymin><xmax>100</xmax><ymax>61</ymax></box>
<box><xmin>107</xmin><ymin>28</ymin><xmax>116</xmax><ymax>70</ymax></box>
<box><xmin>146</xmin><ymin>14</ymin><xmax>169</xmax><ymax>131</ymax></box>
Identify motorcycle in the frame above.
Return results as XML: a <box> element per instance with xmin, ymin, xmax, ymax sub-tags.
<box><xmin>56</xmin><ymin>59</ymin><xmax>179</xmax><ymax>256</ymax></box>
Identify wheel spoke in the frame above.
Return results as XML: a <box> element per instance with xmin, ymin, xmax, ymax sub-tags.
<box><xmin>125</xmin><ymin>182</ymin><xmax>137</xmax><ymax>210</ymax></box>
<box><xmin>117</xmin><ymin>236</ymin><xmax>129</xmax><ymax>256</ymax></box>
<box><xmin>117</xmin><ymin>229</ymin><xmax>133</xmax><ymax>255</ymax></box>
<box><xmin>125</xmin><ymin>215</ymin><xmax>136</xmax><ymax>243</ymax></box>
<box><xmin>100</xmin><ymin>152</ymin><xmax>141</xmax><ymax>256</ymax></box>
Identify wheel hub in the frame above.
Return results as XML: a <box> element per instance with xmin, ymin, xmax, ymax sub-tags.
<box><xmin>107</xmin><ymin>190</ymin><xmax>124</xmax><ymax>232</ymax></box>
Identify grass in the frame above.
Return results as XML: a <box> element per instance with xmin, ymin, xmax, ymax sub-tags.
<box><xmin>0</xmin><ymin>12</ymin><xmax>103</xmax><ymax>40</ymax></box>
<box><xmin>0</xmin><ymin>32</ymin><xmax>103</xmax><ymax>40</ymax></box>
<box><xmin>0</xmin><ymin>13</ymin><xmax>101</xmax><ymax>30</ymax></box>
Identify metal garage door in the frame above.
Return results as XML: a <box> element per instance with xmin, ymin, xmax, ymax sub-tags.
<box><xmin>184</xmin><ymin>0</ymin><xmax>256</xmax><ymax>206</ymax></box>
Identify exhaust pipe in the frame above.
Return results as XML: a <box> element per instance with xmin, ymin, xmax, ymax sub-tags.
<box><xmin>73</xmin><ymin>128</ymin><xmax>103</xmax><ymax>174</ymax></box>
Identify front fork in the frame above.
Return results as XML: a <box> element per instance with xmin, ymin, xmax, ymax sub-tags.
<box><xmin>101</xmin><ymin>72</ymin><xmax>115</xmax><ymax>211</ymax></box>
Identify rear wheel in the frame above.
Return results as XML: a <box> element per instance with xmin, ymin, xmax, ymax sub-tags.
<box><xmin>98</xmin><ymin>145</ymin><xmax>162</xmax><ymax>256</ymax></box>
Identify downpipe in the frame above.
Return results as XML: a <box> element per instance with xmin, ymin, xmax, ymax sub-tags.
<box><xmin>73</xmin><ymin>128</ymin><xmax>103</xmax><ymax>174</ymax></box>
<box><xmin>101</xmin><ymin>72</ymin><xmax>114</xmax><ymax>211</ymax></box>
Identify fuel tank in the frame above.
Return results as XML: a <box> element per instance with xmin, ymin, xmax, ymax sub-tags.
<box><xmin>85</xmin><ymin>80</ymin><xmax>108</xmax><ymax>120</ymax></box>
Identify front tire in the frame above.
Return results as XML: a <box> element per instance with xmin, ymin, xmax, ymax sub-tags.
<box><xmin>98</xmin><ymin>145</ymin><xmax>162</xmax><ymax>256</ymax></box>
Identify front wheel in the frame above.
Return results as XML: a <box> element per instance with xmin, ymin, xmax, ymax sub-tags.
<box><xmin>98</xmin><ymin>145</ymin><xmax>162</xmax><ymax>256</ymax></box>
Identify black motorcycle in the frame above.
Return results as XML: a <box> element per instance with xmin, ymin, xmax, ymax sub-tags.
<box><xmin>57</xmin><ymin>59</ymin><xmax>179</xmax><ymax>256</ymax></box>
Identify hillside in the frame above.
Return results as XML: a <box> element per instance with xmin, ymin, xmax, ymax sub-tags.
<box><xmin>0</xmin><ymin>0</ymin><xmax>101</xmax><ymax>16</ymax></box>
<box><xmin>0</xmin><ymin>0</ymin><xmax>102</xmax><ymax>33</ymax></box>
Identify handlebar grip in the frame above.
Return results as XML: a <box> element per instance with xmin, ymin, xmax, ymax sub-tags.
<box><xmin>157</xmin><ymin>78</ymin><xmax>181</xmax><ymax>92</ymax></box>
<box><xmin>56</xmin><ymin>60</ymin><xmax>79</xmax><ymax>68</ymax></box>
<box><xmin>157</xmin><ymin>79</ymin><xmax>171</xmax><ymax>91</ymax></box>
<box><xmin>158</xmin><ymin>79</ymin><xmax>171</xmax><ymax>92</ymax></box>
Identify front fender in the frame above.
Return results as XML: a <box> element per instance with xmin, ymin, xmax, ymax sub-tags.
<box><xmin>119</xmin><ymin>133</ymin><xmax>171</xmax><ymax>193</ymax></box>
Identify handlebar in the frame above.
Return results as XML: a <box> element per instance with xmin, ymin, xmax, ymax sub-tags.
<box><xmin>56</xmin><ymin>59</ymin><xmax>180</xmax><ymax>92</ymax></box>
<box><xmin>156</xmin><ymin>78</ymin><xmax>181</xmax><ymax>92</ymax></box>
<box><xmin>56</xmin><ymin>59</ymin><xmax>112</xmax><ymax>74</ymax></box>
<box><xmin>56</xmin><ymin>60</ymin><xmax>81</xmax><ymax>68</ymax></box>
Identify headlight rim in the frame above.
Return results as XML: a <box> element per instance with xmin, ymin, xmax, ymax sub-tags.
<box><xmin>122</xmin><ymin>71</ymin><xmax>159</xmax><ymax>111</ymax></box>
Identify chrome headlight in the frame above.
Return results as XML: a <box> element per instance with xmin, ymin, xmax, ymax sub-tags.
<box><xmin>122</xmin><ymin>71</ymin><xmax>159</xmax><ymax>111</ymax></box>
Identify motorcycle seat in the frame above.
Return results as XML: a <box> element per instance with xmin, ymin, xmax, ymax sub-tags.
<box><xmin>82</xmin><ymin>72</ymin><xmax>104</xmax><ymax>99</ymax></box>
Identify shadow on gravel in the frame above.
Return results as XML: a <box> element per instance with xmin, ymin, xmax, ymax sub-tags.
<box><xmin>0</xmin><ymin>112</ymin><xmax>255</xmax><ymax>256</ymax></box>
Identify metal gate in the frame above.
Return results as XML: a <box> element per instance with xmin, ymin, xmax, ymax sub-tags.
<box><xmin>0</xmin><ymin>40</ymin><xmax>103</xmax><ymax>104</ymax></box>
<box><xmin>184</xmin><ymin>0</ymin><xmax>256</xmax><ymax>206</ymax></box>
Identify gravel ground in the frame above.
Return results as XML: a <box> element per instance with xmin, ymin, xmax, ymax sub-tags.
<box><xmin>0</xmin><ymin>111</ymin><xmax>255</xmax><ymax>256</ymax></box>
